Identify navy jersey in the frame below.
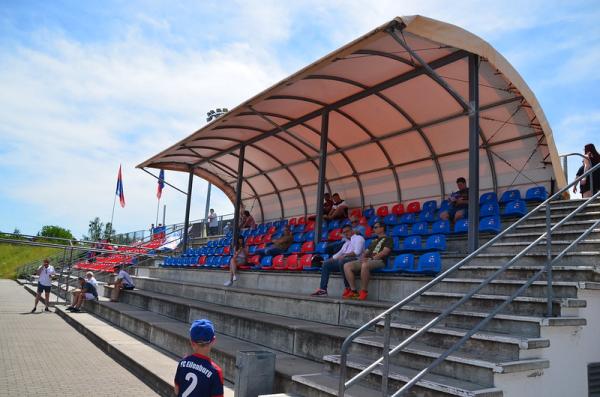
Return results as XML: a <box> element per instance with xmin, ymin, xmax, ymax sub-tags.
<box><xmin>175</xmin><ymin>354</ymin><xmax>223</xmax><ymax>397</ymax></box>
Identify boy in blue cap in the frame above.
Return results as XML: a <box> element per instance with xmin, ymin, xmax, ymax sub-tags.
<box><xmin>174</xmin><ymin>319</ymin><xmax>224</xmax><ymax>397</ymax></box>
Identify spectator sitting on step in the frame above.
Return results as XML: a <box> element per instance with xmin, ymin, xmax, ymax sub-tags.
<box><xmin>256</xmin><ymin>224</ymin><xmax>293</xmax><ymax>256</ymax></box>
<box><xmin>311</xmin><ymin>224</ymin><xmax>365</xmax><ymax>297</ymax></box>
<box><xmin>109</xmin><ymin>265</ymin><xmax>135</xmax><ymax>302</ymax></box>
<box><xmin>225</xmin><ymin>236</ymin><xmax>247</xmax><ymax>287</ymax></box>
<box><xmin>323</xmin><ymin>193</ymin><xmax>349</xmax><ymax>220</ymax></box>
<box><xmin>67</xmin><ymin>276</ymin><xmax>98</xmax><ymax>312</ymax></box>
<box><xmin>31</xmin><ymin>258</ymin><xmax>55</xmax><ymax>313</ymax></box>
<box><xmin>343</xmin><ymin>221</ymin><xmax>393</xmax><ymax>301</ymax></box>
<box><xmin>240</xmin><ymin>210</ymin><xmax>257</xmax><ymax>229</ymax></box>
<box><xmin>581</xmin><ymin>143</ymin><xmax>600</xmax><ymax>197</ymax></box>
<box><xmin>174</xmin><ymin>319</ymin><xmax>223</xmax><ymax>397</ymax></box>
<box><xmin>440</xmin><ymin>177</ymin><xmax>469</xmax><ymax>223</ymax></box>
<box><xmin>85</xmin><ymin>271</ymin><xmax>98</xmax><ymax>287</ymax></box>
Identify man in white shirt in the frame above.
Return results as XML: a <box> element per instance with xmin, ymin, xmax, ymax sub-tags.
<box><xmin>310</xmin><ymin>225</ymin><xmax>364</xmax><ymax>297</ymax></box>
<box><xmin>32</xmin><ymin>258</ymin><xmax>55</xmax><ymax>313</ymax></box>
<box><xmin>110</xmin><ymin>265</ymin><xmax>135</xmax><ymax>302</ymax></box>
<box><xmin>208</xmin><ymin>208</ymin><xmax>218</xmax><ymax>236</ymax></box>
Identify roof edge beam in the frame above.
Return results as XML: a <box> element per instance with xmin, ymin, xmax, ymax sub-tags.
<box><xmin>232</xmin><ymin>146</ymin><xmax>245</xmax><ymax>244</ymax></box>
<box><xmin>315</xmin><ymin>111</ymin><xmax>329</xmax><ymax>246</ymax></box>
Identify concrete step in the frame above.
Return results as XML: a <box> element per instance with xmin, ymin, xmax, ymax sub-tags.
<box><xmin>444</xmin><ymin>252</ymin><xmax>599</xmax><ymax>267</ymax></box>
<box><xmin>345</xmin><ymin>336</ymin><xmax>548</xmax><ymax>387</ymax></box>
<box><xmin>454</xmin><ymin>264</ymin><xmax>600</xmax><ymax>282</ymax></box>
<box><xmin>499</xmin><ymin>229</ymin><xmax>600</xmax><ymax>244</ymax></box>
<box><xmin>327</xmin><ymin>354</ymin><xmax>504</xmax><ymax>397</ymax></box>
<box><xmin>83</xmin><ymin>298</ymin><xmax>322</xmax><ymax>392</ymax></box>
<box><xmin>483</xmin><ymin>240</ymin><xmax>600</xmax><ymax>255</ymax></box>
<box><xmin>515</xmin><ymin>219</ymin><xmax>600</xmax><ymax>234</ymax></box>
<box><xmin>417</xmin><ymin>291</ymin><xmax>585</xmax><ymax>317</ymax></box>
<box><xmin>105</xmin><ymin>286</ymin><xmax>361</xmax><ymax>363</ymax></box>
<box><xmin>382</xmin><ymin>302</ymin><xmax>585</xmax><ymax>339</ymax></box>
<box><xmin>372</xmin><ymin>322</ymin><xmax>549</xmax><ymax>362</ymax></box>
<box><xmin>430</xmin><ymin>278</ymin><xmax>579</xmax><ymax>299</ymax></box>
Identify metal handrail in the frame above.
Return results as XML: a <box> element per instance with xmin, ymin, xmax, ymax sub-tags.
<box><xmin>338</xmin><ymin>161</ymin><xmax>600</xmax><ymax>396</ymax></box>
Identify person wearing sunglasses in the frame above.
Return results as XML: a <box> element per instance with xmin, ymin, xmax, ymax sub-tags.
<box><xmin>310</xmin><ymin>224</ymin><xmax>365</xmax><ymax>297</ymax></box>
<box><xmin>343</xmin><ymin>222</ymin><xmax>392</xmax><ymax>300</ymax></box>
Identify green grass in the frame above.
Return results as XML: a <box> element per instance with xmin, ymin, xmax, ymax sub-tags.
<box><xmin>0</xmin><ymin>243</ymin><xmax>62</xmax><ymax>279</ymax></box>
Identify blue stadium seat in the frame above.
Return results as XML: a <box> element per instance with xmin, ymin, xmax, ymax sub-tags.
<box><xmin>253</xmin><ymin>255</ymin><xmax>272</xmax><ymax>270</ymax></box>
<box><xmin>479</xmin><ymin>192</ymin><xmax>498</xmax><ymax>205</ymax></box>
<box><xmin>525</xmin><ymin>186</ymin><xmax>548</xmax><ymax>202</ymax></box>
<box><xmin>410</xmin><ymin>222</ymin><xmax>429</xmax><ymax>236</ymax></box>
<box><xmin>439</xmin><ymin>200</ymin><xmax>451</xmax><ymax>212</ymax></box>
<box><xmin>398</xmin><ymin>236</ymin><xmax>422</xmax><ymax>253</ymax></box>
<box><xmin>287</xmin><ymin>243</ymin><xmax>302</xmax><ymax>254</ymax></box>
<box><xmin>292</xmin><ymin>224</ymin><xmax>305</xmax><ymax>233</ymax></box>
<box><xmin>363</xmin><ymin>208</ymin><xmax>375</xmax><ymax>218</ymax></box>
<box><xmin>480</xmin><ymin>202</ymin><xmax>500</xmax><ymax>218</ymax></box>
<box><xmin>431</xmin><ymin>220</ymin><xmax>451</xmax><ymax>235</ymax></box>
<box><xmin>415</xmin><ymin>252</ymin><xmax>442</xmax><ymax>275</ymax></box>
<box><xmin>454</xmin><ymin>219</ymin><xmax>469</xmax><ymax>234</ymax></box>
<box><xmin>422</xmin><ymin>200</ymin><xmax>437</xmax><ymax>213</ymax></box>
<box><xmin>368</xmin><ymin>216</ymin><xmax>382</xmax><ymax>227</ymax></box>
<box><xmin>424</xmin><ymin>234</ymin><xmax>446</xmax><ymax>252</ymax></box>
<box><xmin>304</xmin><ymin>231</ymin><xmax>315</xmax><ymax>242</ymax></box>
<box><xmin>340</xmin><ymin>219</ymin><xmax>351</xmax><ymax>227</ymax></box>
<box><xmin>384</xmin><ymin>214</ymin><xmax>399</xmax><ymax>225</ymax></box>
<box><xmin>502</xmin><ymin>199</ymin><xmax>527</xmax><ymax>217</ymax></box>
<box><xmin>391</xmin><ymin>224</ymin><xmax>409</xmax><ymax>237</ymax></box>
<box><xmin>248</xmin><ymin>245</ymin><xmax>257</xmax><ymax>255</ymax></box>
<box><xmin>399</xmin><ymin>213</ymin><xmax>416</xmax><ymax>224</ymax></box>
<box><xmin>320</xmin><ymin>230</ymin><xmax>329</xmax><ymax>241</ymax></box>
<box><xmin>250</xmin><ymin>229</ymin><xmax>261</xmax><ymax>237</ymax></box>
<box><xmin>328</xmin><ymin>219</ymin><xmax>341</xmax><ymax>231</ymax></box>
<box><xmin>257</xmin><ymin>224</ymin><xmax>268</xmax><ymax>234</ymax></box>
<box><xmin>396</xmin><ymin>254</ymin><xmax>416</xmax><ymax>273</ymax></box>
<box><xmin>241</xmin><ymin>229</ymin><xmax>250</xmax><ymax>238</ymax></box>
<box><xmin>500</xmin><ymin>189</ymin><xmax>521</xmax><ymax>204</ymax></box>
<box><xmin>480</xmin><ymin>216</ymin><xmax>501</xmax><ymax>234</ymax></box>
<box><xmin>418</xmin><ymin>211</ymin><xmax>435</xmax><ymax>223</ymax></box>
<box><xmin>372</xmin><ymin>257</ymin><xmax>395</xmax><ymax>273</ymax></box>
<box><xmin>315</xmin><ymin>242</ymin><xmax>328</xmax><ymax>254</ymax></box>
<box><xmin>293</xmin><ymin>232</ymin><xmax>304</xmax><ymax>243</ymax></box>
<box><xmin>220</xmin><ymin>256</ymin><xmax>231</xmax><ymax>267</ymax></box>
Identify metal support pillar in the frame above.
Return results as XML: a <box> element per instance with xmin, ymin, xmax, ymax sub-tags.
<box><xmin>204</xmin><ymin>182</ymin><xmax>212</xmax><ymax>237</ymax></box>
<box><xmin>182</xmin><ymin>170</ymin><xmax>194</xmax><ymax>253</ymax></box>
<box><xmin>314</xmin><ymin>111</ymin><xmax>329</xmax><ymax>246</ymax></box>
<box><xmin>467</xmin><ymin>53</ymin><xmax>480</xmax><ymax>253</ymax></box>
<box><xmin>232</xmin><ymin>146</ymin><xmax>246</xmax><ymax>245</ymax></box>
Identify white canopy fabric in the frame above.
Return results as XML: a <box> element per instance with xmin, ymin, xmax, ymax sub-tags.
<box><xmin>138</xmin><ymin>15</ymin><xmax>564</xmax><ymax>222</ymax></box>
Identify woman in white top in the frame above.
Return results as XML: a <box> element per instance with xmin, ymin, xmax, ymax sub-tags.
<box><xmin>225</xmin><ymin>236</ymin><xmax>247</xmax><ymax>287</ymax></box>
<box><xmin>85</xmin><ymin>271</ymin><xmax>98</xmax><ymax>286</ymax></box>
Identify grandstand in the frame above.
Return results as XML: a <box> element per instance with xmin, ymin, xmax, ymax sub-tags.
<box><xmin>38</xmin><ymin>15</ymin><xmax>600</xmax><ymax>396</ymax></box>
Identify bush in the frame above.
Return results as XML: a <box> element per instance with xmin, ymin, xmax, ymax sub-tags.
<box><xmin>38</xmin><ymin>225</ymin><xmax>74</xmax><ymax>241</ymax></box>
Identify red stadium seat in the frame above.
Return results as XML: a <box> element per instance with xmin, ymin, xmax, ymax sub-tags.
<box><xmin>359</xmin><ymin>216</ymin><xmax>368</xmax><ymax>226</ymax></box>
<box><xmin>199</xmin><ymin>256</ymin><xmax>207</xmax><ymax>265</ymax></box>
<box><xmin>222</xmin><ymin>246</ymin><xmax>230</xmax><ymax>255</ymax></box>
<box><xmin>297</xmin><ymin>217</ymin><xmax>306</xmax><ymax>225</ymax></box>
<box><xmin>350</xmin><ymin>208</ymin><xmax>362</xmax><ymax>218</ymax></box>
<box><xmin>304</xmin><ymin>221</ymin><xmax>315</xmax><ymax>232</ymax></box>
<box><xmin>300</xmin><ymin>254</ymin><xmax>313</xmax><ymax>269</ymax></box>
<box><xmin>365</xmin><ymin>226</ymin><xmax>374</xmax><ymax>238</ymax></box>
<box><xmin>301</xmin><ymin>241</ymin><xmax>315</xmax><ymax>253</ymax></box>
<box><xmin>263</xmin><ymin>234</ymin><xmax>272</xmax><ymax>243</ymax></box>
<box><xmin>254</xmin><ymin>234</ymin><xmax>264</xmax><ymax>244</ymax></box>
<box><xmin>288</xmin><ymin>218</ymin><xmax>298</xmax><ymax>226</ymax></box>
<box><xmin>267</xmin><ymin>226</ymin><xmax>277</xmax><ymax>234</ymax></box>
<box><xmin>407</xmin><ymin>201</ymin><xmax>421</xmax><ymax>213</ymax></box>
<box><xmin>328</xmin><ymin>228</ymin><xmax>343</xmax><ymax>241</ymax></box>
<box><xmin>246</xmin><ymin>236</ymin><xmax>255</xmax><ymax>246</ymax></box>
<box><xmin>376</xmin><ymin>205</ymin><xmax>389</xmax><ymax>217</ymax></box>
<box><xmin>272</xmin><ymin>254</ymin><xmax>286</xmax><ymax>270</ymax></box>
<box><xmin>257</xmin><ymin>243</ymin><xmax>266</xmax><ymax>250</ymax></box>
<box><xmin>392</xmin><ymin>203</ymin><xmax>405</xmax><ymax>215</ymax></box>
<box><xmin>285</xmin><ymin>254</ymin><xmax>301</xmax><ymax>271</ymax></box>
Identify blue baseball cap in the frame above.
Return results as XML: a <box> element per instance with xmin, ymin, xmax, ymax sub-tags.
<box><xmin>189</xmin><ymin>319</ymin><xmax>215</xmax><ymax>343</ymax></box>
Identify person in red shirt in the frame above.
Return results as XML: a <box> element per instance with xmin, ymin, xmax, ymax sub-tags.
<box><xmin>174</xmin><ymin>319</ymin><xmax>224</xmax><ymax>397</ymax></box>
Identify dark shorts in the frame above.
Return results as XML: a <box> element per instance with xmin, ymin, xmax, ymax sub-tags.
<box><xmin>123</xmin><ymin>285</ymin><xmax>135</xmax><ymax>290</ymax></box>
<box><xmin>447</xmin><ymin>205</ymin><xmax>468</xmax><ymax>220</ymax></box>
<box><xmin>37</xmin><ymin>283</ymin><xmax>51</xmax><ymax>293</ymax></box>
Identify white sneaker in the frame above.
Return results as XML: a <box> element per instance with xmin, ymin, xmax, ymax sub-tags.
<box><xmin>224</xmin><ymin>279</ymin><xmax>233</xmax><ymax>287</ymax></box>
<box><xmin>232</xmin><ymin>275</ymin><xmax>237</xmax><ymax>282</ymax></box>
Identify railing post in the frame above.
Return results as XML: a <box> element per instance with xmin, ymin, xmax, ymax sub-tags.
<box><xmin>381</xmin><ymin>313</ymin><xmax>392</xmax><ymax>396</ymax></box>
<box><xmin>56</xmin><ymin>247</ymin><xmax>68</xmax><ymax>303</ymax></box>
<box><xmin>545</xmin><ymin>202</ymin><xmax>553</xmax><ymax>317</ymax></box>
<box><xmin>64</xmin><ymin>247</ymin><xmax>74</xmax><ymax>304</ymax></box>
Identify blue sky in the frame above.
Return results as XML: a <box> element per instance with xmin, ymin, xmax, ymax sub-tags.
<box><xmin>0</xmin><ymin>0</ymin><xmax>598</xmax><ymax>238</ymax></box>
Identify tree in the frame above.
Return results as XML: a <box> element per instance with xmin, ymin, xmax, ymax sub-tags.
<box><xmin>103</xmin><ymin>222</ymin><xmax>116</xmax><ymax>241</ymax></box>
<box><xmin>87</xmin><ymin>217</ymin><xmax>103</xmax><ymax>241</ymax></box>
<box><xmin>38</xmin><ymin>225</ymin><xmax>74</xmax><ymax>240</ymax></box>
<box><xmin>13</xmin><ymin>228</ymin><xmax>21</xmax><ymax>238</ymax></box>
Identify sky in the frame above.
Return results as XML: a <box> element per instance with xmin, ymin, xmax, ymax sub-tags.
<box><xmin>0</xmin><ymin>0</ymin><xmax>598</xmax><ymax>238</ymax></box>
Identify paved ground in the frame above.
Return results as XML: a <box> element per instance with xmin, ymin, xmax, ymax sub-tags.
<box><xmin>0</xmin><ymin>279</ymin><xmax>159</xmax><ymax>396</ymax></box>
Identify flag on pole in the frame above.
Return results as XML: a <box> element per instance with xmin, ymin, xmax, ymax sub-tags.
<box><xmin>116</xmin><ymin>165</ymin><xmax>126</xmax><ymax>208</ymax></box>
<box><xmin>157</xmin><ymin>169</ymin><xmax>165</xmax><ymax>199</ymax></box>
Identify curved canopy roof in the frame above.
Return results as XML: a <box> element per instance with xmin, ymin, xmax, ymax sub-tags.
<box><xmin>139</xmin><ymin>15</ymin><xmax>564</xmax><ymax>222</ymax></box>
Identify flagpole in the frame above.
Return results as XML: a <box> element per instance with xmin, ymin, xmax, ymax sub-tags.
<box><xmin>110</xmin><ymin>193</ymin><xmax>117</xmax><ymax>237</ymax></box>
<box><xmin>155</xmin><ymin>197</ymin><xmax>161</xmax><ymax>226</ymax></box>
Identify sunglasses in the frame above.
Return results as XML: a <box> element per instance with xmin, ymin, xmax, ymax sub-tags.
<box><xmin>373</xmin><ymin>224</ymin><xmax>383</xmax><ymax>229</ymax></box>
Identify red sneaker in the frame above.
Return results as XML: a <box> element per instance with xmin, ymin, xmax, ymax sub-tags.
<box><xmin>342</xmin><ymin>288</ymin><xmax>353</xmax><ymax>298</ymax></box>
<box><xmin>358</xmin><ymin>290</ymin><xmax>368</xmax><ymax>301</ymax></box>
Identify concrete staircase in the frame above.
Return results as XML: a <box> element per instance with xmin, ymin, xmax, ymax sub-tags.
<box><xmin>75</xmin><ymin>199</ymin><xmax>599</xmax><ymax>396</ymax></box>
